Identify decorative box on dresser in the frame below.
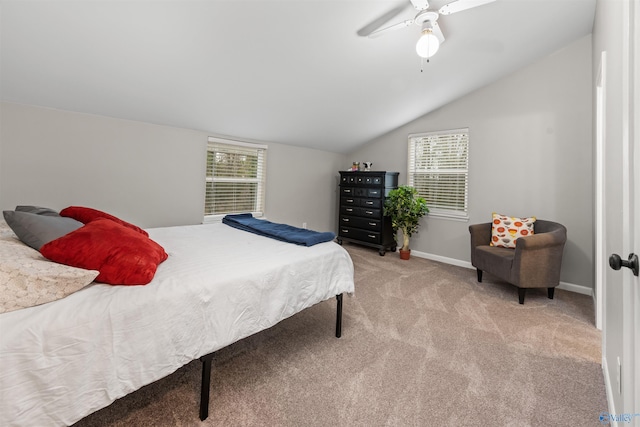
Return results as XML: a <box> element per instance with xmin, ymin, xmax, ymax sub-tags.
<box><xmin>337</xmin><ymin>171</ymin><xmax>399</xmax><ymax>256</ymax></box>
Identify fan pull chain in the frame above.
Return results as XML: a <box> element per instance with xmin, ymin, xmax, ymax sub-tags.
<box><xmin>420</xmin><ymin>56</ymin><xmax>431</xmax><ymax>72</ymax></box>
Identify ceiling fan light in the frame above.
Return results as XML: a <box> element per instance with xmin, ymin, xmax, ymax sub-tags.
<box><xmin>415</xmin><ymin>29</ymin><xmax>440</xmax><ymax>58</ymax></box>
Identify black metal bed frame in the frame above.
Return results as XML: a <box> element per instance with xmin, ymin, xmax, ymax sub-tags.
<box><xmin>197</xmin><ymin>293</ymin><xmax>343</xmax><ymax>421</ymax></box>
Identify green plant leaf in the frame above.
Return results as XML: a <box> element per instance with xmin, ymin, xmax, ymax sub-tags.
<box><xmin>383</xmin><ymin>185</ymin><xmax>429</xmax><ymax>250</ymax></box>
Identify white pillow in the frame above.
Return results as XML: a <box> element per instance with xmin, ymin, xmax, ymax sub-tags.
<box><xmin>0</xmin><ymin>221</ymin><xmax>99</xmax><ymax>314</ymax></box>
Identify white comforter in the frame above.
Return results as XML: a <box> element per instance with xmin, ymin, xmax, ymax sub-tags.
<box><xmin>0</xmin><ymin>223</ymin><xmax>354</xmax><ymax>426</ymax></box>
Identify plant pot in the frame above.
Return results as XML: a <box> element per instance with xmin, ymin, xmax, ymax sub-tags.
<box><xmin>399</xmin><ymin>249</ymin><xmax>411</xmax><ymax>260</ymax></box>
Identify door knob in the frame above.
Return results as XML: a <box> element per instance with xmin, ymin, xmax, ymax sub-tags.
<box><xmin>609</xmin><ymin>253</ymin><xmax>639</xmax><ymax>276</ymax></box>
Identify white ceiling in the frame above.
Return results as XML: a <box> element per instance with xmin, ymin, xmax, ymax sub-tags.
<box><xmin>1</xmin><ymin>0</ymin><xmax>596</xmax><ymax>153</ymax></box>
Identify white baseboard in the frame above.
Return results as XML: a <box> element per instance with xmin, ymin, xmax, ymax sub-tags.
<box><xmin>410</xmin><ymin>249</ymin><xmax>473</xmax><ymax>269</ymax></box>
<box><xmin>409</xmin><ymin>249</ymin><xmax>593</xmax><ymax>296</ymax></box>
<box><xmin>557</xmin><ymin>281</ymin><xmax>592</xmax><ymax>296</ymax></box>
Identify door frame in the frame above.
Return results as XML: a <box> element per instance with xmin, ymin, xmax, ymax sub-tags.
<box><xmin>595</xmin><ymin>51</ymin><xmax>606</xmax><ymax>332</ymax></box>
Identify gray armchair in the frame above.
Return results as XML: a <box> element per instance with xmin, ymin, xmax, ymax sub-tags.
<box><xmin>469</xmin><ymin>220</ymin><xmax>567</xmax><ymax>304</ymax></box>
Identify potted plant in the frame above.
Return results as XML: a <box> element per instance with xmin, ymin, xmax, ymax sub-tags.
<box><xmin>383</xmin><ymin>185</ymin><xmax>429</xmax><ymax>260</ymax></box>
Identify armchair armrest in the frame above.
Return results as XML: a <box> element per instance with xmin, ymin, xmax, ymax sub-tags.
<box><xmin>469</xmin><ymin>222</ymin><xmax>492</xmax><ymax>248</ymax></box>
<box><xmin>469</xmin><ymin>222</ymin><xmax>492</xmax><ymax>266</ymax></box>
<box><xmin>511</xmin><ymin>226</ymin><xmax>567</xmax><ymax>287</ymax></box>
<box><xmin>515</xmin><ymin>229</ymin><xmax>566</xmax><ymax>250</ymax></box>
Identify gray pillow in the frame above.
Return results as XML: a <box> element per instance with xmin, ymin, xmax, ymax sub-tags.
<box><xmin>15</xmin><ymin>205</ymin><xmax>60</xmax><ymax>216</ymax></box>
<box><xmin>3</xmin><ymin>210</ymin><xmax>83</xmax><ymax>250</ymax></box>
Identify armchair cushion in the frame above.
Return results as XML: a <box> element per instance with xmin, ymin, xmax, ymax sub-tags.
<box><xmin>474</xmin><ymin>245</ymin><xmax>515</xmax><ymax>283</ymax></box>
<box><xmin>490</xmin><ymin>213</ymin><xmax>536</xmax><ymax>248</ymax></box>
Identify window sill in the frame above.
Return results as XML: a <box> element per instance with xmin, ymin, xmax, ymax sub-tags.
<box><xmin>203</xmin><ymin>213</ymin><xmax>265</xmax><ymax>224</ymax></box>
<box><xmin>426</xmin><ymin>212</ymin><xmax>469</xmax><ymax>222</ymax></box>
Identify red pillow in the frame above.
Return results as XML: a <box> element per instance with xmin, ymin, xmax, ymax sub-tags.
<box><xmin>40</xmin><ymin>218</ymin><xmax>168</xmax><ymax>285</ymax></box>
<box><xmin>60</xmin><ymin>206</ymin><xmax>148</xmax><ymax>237</ymax></box>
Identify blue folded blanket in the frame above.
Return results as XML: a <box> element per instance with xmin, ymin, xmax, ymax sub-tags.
<box><xmin>222</xmin><ymin>214</ymin><xmax>336</xmax><ymax>246</ymax></box>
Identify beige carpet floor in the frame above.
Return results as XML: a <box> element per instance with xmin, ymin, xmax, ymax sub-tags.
<box><xmin>73</xmin><ymin>243</ymin><xmax>607</xmax><ymax>426</ymax></box>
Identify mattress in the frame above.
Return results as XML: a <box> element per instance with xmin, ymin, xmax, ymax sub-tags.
<box><xmin>0</xmin><ymin>222</ymin><xmax>354</xmax><ymax>426</ymax></box>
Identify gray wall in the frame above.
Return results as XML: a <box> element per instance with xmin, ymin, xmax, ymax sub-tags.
<box><xmin>0</xmin><ymin>35</ymin><xmax>594</xmax><ymax>290</ymax></box>
<box><xmin>349</xmin><ymin>35</ymin><xmax>593</xmax><ymax>290</ymax></box>
<box><xmin>0</xmin><ymin>102</ymin><xmax>345</xmax><ymax>232</ymax></box>
<box><xmin>265</xmin><ymin>143</ymin><xmax>345</xmax><ymax>231</ymax></box>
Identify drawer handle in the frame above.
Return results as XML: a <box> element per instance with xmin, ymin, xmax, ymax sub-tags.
<box><xmin>367</xmin><ymin>235</ymin><xmax>376</xmax><ymax>239</ymax></box>
<box><xmin>342</xmin><ymin>218</ymin><xmax>349</xmax><ymax>222</ymax></box>
<box><xmin>346</xmin><ymin>199</ymin><xmax>354</xmax><ymax>203</ymax></box>
<box><xmin>366</xmin><ymin>201</ymin><xmax>374</xmax><ymax>205</ymax></box>
<box><xmin>365</xmin><ymin>211</ymin><xmax>373</xmax><ymax>215</ymax></box>
<box><xmin>346</xmin><ymin>208</ymin><xmax>353</xmax><ymax>212</ymax></box>
<box><xmin>341</xmin><ymin>229</ymin><xmax>349</xmax><ymax>233</ymax></box>
<box><xmin>369</xmin><ymin>222</ymin><xmax>376</xmax><ymax>226</ymax></box>
<box><xmin>344</xmin><ymin>189</ymin><xmax>351</xmax><ymax>193</ymax></box>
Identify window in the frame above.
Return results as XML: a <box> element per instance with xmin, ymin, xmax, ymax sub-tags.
<box><xmin>204</xmin><ymin>137</ymin><xmax>267</xmax><ymax>221</ymax></box>
<box><xmin>408</xmin><ymin>128</ymin><xmax>469</xmax><ymax>220</ymax></box>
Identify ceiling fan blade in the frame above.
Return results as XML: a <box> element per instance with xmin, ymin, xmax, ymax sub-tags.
<box><xmin>410</xmin><ymin>0</ymin><xmax>430</xmax><ymax>11</ymax></box>
<box><xmin>368</xmin><ymin>19</ymin><xmax>415</xmax><ymax>38</ymax></box>
<box><xmin>431</xmin><ymin>21</ymin><xmax>445</xmax><ymax>44</ymax></box>
<box><xmin>357</xmin><ymin>4</ymin><xmax>410</xmax><ymax>37</ymax></box>
<box><xmin>438</xmin><ymin>0</ymin><xmax>495</xmax><ymax>15</ymax></box>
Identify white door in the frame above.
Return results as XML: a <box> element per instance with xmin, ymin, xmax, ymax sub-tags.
<box><xmin>603</xmin><ymin>0</ymin><xmax>639</xmax><ymax>422</ymax></box>
<box><xmin>627</xmin><ymin>0</ymin><xmax>639</xmax><ymax>416</ymax></box>
<box><xmin>619</xmin><ymin>0</ymin><xmax>639</xmax><ymax>417</ymax></box>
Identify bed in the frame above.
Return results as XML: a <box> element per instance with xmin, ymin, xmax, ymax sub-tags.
<box><xmin>0</xmin><ymin>217</ymin><xmax>354</xmax><ymax>426</ymax></box>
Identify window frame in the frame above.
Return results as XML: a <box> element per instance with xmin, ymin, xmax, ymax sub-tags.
<box><xmin>407</xmin><ymin>128</ymin><xmax>469</xmax><ymax>221</ymax></box>
<box><xmin>203</xmin><ymin>137</ymin><xmax>267</xmax><ymax>223</ymax></box>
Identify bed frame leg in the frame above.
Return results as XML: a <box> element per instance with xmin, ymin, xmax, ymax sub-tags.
<box><xmin>336</xmin><ymin>293</ymin><xmax>343</xmax><ymax>338</ymax></box>
<box><xmin>198</xmin><ymin>294</ymin><xmax>343</xmax><ymax>419</ymax></box>
<box><xmin>199</xmin><ymin>353</ymin><xmax>214</xmax><ymax>421</ymax></box>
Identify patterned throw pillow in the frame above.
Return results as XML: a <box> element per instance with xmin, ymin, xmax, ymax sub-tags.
<box><xmin>490</xmin><ymin>213</ymin><xmax>536</xmax><ymax>248</ymax></box>
<box><xmin>0</xmin><ymin>220</ymin><xmax>99</xmax><ymax>314</ymax></box>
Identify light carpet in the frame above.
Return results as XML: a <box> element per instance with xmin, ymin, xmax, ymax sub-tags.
<box><xmin>74</xmin><ymin>243</ymin><xmax>607</xmax><ymax>426</ymax></box>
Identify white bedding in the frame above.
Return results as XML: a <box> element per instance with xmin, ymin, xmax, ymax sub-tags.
<box><xmin>0</xmin><ymin>223</ymin><xmax>354</xmax><ymax>426</ymax></box>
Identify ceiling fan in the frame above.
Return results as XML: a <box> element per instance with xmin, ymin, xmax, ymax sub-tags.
<box><xmin>367</xmin><ymin>0</ymin><xmax>496</xmax><ymax>59</ymax></box>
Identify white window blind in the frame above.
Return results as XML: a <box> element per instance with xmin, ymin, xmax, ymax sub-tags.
<box><xmin>408</xmin><ymin>128</ymin><xmax>469</xmax><ymax>220</ymax></box>
<box><xmin>204</xmin><ymin>137</ymin><xmax>267</xmax><ymax>221</ymax></box>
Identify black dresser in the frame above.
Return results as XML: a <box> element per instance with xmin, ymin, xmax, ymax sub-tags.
<box><xmin>337</xmin><ymin>171</ymin><xmax>399</xmax><ymax>256</ymax></box>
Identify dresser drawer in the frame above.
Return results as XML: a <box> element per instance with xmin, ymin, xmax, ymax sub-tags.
<box><xmin>340</xmin><ymin>197</ymin><xmax>358</xmax><ymax>206</ymax></box>
<box><xmin>358</xmin><ymin>207</ymin><xmax>381</xmax><ymax>218</ymax></box>
<box><xmin>338</xmin><ymin>227</ymin><xmax>381</xmax><ymax>244</ymax></box>
<box><xmin>360</xmin><ymin>198</ymin><xmax>381</xmax><ymax>209</ymax></box>
<box><xmin>341</xmin><ymin>205</ymin><xmax>381</xmax><ymax>218</ymax></box>
<box><xmin>339</xmin><ymin>216</ymin><xmax>380</xmax><ymax>230</ymax></box>
<box><xmin>340</xmin><ymin>187</ymin><xmax>355</xmax><ymax>196</ymax></box>
<box><xmin>340</xmin><ymin>205</ymin><xmax>358</xmax><ymax>215</ymax></box>
<box><xmin>367</xmin><ymin>188</ymin><xmax>382</xmax><ymax>198</ymax></box>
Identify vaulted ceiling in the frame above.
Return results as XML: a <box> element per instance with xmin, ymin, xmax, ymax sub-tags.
<box><xmin>1</xmin><ymin>0</ymin><xmax>596</xmax><ymax>153</ymax></box>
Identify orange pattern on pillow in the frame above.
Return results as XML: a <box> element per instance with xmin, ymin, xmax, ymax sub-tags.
<box><xmin>490</xmin><ymin>213</ymin><xmax>536</xmax><ymax>248</ymax></box>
